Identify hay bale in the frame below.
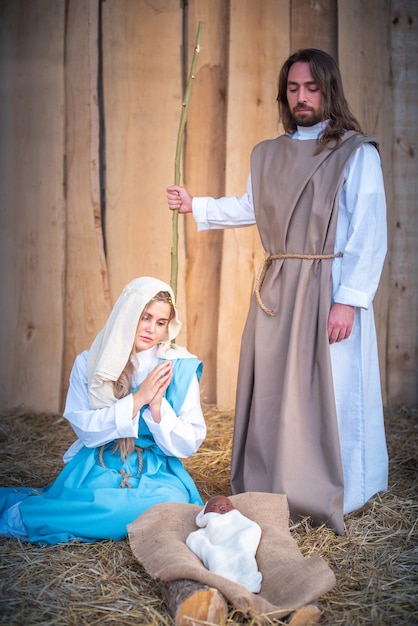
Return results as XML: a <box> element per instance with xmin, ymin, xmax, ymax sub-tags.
<box><xmin>0</xmin><ymin>405</ymin><xmax>417</xmax><ymax>624</ymax></box>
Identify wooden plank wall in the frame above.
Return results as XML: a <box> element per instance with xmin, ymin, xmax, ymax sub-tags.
<box><xmin>102</xmin><ymin>0</ymin><xmax>183</xmax><ymax>302</ymax></box>
<box><xmin>338</xmin><ymin>0</ymin><xmax>393</xmax><ymax>403</ymax></box>
<box><xmin>387</xmin><ymin>0</ymin><xmax>418</xmax><ymax>404</ymax></box>
<box><xmin>217</xmin><ymin>0</ymin><xmax>289</xmax><ymax>406</ymax></box>
<box><xmin>183</xmin><ymin>1</ymin><xmax>228</xmax><ymax>402</ymax></box>
<box><xmin>0</xmin><ymin>0</ymin><xmax>416</xmax><ymax>413</ymax></box>
<box><xmin>0</xmin><ymin>0</ymin><xmax>66</xmax><ymax>411</ymax></box>
<box><xmin>62</xmin><ymin>0</ymin><xmax>111</xmax><ymax>407</ymax></box>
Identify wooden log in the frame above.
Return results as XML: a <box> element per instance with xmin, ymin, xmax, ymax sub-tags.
<box><xmin>160</xmin><ymin>578</ymin><xmax>228</xmax><ymax>626</ymax></box>
<box><xmin>160</xmin><ymin>578</ymin><xmax>321</xmax><ymax>626</ymax></box>
<box><xmin>286</xmin><ymin>602</ymin><xmax>321</xmax><ymax>625</ymax></box>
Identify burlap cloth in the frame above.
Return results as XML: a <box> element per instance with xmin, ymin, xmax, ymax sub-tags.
<box><xmin>127</xmin><ymin>492</ymin><xmax>336</xmax><ymax>620</ymax></box>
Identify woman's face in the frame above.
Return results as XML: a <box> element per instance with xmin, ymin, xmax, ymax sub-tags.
<box><xmin>134</xmin><ymin>300</ymin><xmax>172</xmax><ymax>352</ymax></box>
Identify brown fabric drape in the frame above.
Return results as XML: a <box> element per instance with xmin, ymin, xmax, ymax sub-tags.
<box><xmin>127</xmin><ymin>492</ymin><xmax>336</xmax><ymax>621</ymax></box>
<box><xmin>231</xmin><ymin>132</ymin><xmax>375</xmax><ymax>534</ymax></box>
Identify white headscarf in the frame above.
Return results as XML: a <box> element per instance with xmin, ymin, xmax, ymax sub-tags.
<box><xmin>87</xmin><ymin>276</ymin><xmax>194</xmax><ymax>408</ymax></box>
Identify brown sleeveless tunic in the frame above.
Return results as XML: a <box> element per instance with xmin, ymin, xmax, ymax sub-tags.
<box><xmin>230</xmin><ymin>132</ymin><xmax>375</xmax><ymax>534</ymax></box>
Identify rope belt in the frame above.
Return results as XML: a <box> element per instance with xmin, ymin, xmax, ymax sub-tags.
<box><xmin>98</xmin><ymin>444</ymin><xmax>144</xmax><ymax>488</ymax></box>
<box><xmin>254</xmin><ymin>250</ymin><xmax>343</xmax><ymax>316</ymax></box>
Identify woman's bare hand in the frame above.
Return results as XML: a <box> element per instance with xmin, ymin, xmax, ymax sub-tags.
<box><xmin>132</xmin><ymin>360</ymin><xmax>173</xmax><ymax>420</ymax></box>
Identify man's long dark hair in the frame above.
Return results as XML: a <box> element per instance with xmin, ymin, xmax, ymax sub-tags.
<box><xmin>277</xmin><ymin>48</ymin><xmax>363</xmax><ymax>150</ymax></box>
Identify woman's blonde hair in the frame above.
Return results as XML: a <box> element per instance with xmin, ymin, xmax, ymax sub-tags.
<box><xmin>112</xmin><ymin>291</ymin><xmax>175</xmax><ymax>460</ymax></box>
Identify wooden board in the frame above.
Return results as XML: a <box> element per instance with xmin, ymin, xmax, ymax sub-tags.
<box><xmin>61</xmin><ymin>0</ymin><xmax>111</xmax><ymax>409</ymax></box>
<box><xmin>338</xmin><ymin>0</ymin><xmax>393</xmax><ymax>403</ymax></box>
<box><xmin>0</xmin><ymin>0</ymin><xmax>66</xmax><ymax>411</ymax></box>
<box><xmin>101</xmin><ymin>0</ymin><xmax>184</xmax><ymax>317</ymax></box>
<box><xmin>291</xmin><ymin>0</ymin><xmax>337</xmax><ymax>55</ymax></box>
<box><xmin>386</xmin><ymin>0</ymin><xmax>418</xmax><ymax>405</ymax></box>
<box><xmin>183</xmin><ymin>0</ymin><xmax>229</xmax><ymax>403</ymax></box>
<box><xmin>217</xmin><ymin>0</ymin><xmax>290</xmax><ymax>407</ymax></box>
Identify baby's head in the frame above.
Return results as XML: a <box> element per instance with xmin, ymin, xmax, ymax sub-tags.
<box><xmin>204</xmin><ymin>495</ymin><xmax>235</xmax><ymax>515</ymax></box>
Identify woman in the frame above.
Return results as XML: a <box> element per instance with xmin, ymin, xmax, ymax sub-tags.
<box><xmin>0</xmin><ymin>276</ymin><xmax>206</xmax><ymax>544</ymax></box>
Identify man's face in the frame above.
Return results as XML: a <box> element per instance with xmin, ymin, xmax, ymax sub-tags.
<box><xmin>286</xmin><ymin>61</ymin><xmax>324</xmax><ymax>127</ymax></box>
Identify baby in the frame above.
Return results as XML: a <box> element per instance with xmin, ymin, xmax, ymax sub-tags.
<box><xmin>186</xmin><ymin>496</ymin><xmax>262</xmax><ymax>593</ymax></box>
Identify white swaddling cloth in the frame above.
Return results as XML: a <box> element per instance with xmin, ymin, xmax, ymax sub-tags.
<box><xmin>186</xmin><ymin>506</ymin><xmax>263</xmax><ymax>593</ymax></box>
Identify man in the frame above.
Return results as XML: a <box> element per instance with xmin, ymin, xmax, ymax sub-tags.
<box><xmin>167</xmin><ymin>49</ymin><xmax>388</xmax><ymax>534</ymax></box>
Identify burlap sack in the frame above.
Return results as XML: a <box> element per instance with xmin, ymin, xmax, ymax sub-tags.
<box><xmin>127</xmin><ymin>492</ymin><xmax>336</xmax><ymax>620</ymax></box>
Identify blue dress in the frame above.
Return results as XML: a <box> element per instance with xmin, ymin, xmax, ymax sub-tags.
<box><xmin>0</xmin><ymin>358</ymin><xmax>203</xmax><ymax>544</ymax></box>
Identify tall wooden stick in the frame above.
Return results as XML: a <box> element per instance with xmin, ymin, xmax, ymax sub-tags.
<box><xmin>170</xmin><ymin>21</ymin><xmax>203</xmax><ymax>299</ymax></box>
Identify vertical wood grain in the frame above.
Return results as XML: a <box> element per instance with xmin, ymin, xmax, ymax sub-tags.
<box><xmin>62</xmin><ymin>0</ymin><xmax>111</xmax><ymax>409</ymax></box>
<box><xmin>387</xmin><ymin>0</ymin><xmax>418</xmax><ymax>405</ymax></box>
<box><xmin>183</xmin><ymin>1</ymin><xmax>229</xmax><ymax>402</ymax></box>
<box><xmin>101</xmin><ymin>0</ymin><xmax>184</xmax><ymax>316</ymax></box>
<box><xmin>338</xmin><ymin>0</ymin><xmax>393</xmax><ymax>403</ymax></box>
<box><xmin>217</xmin><ymin>0</ymin><xmax>290</xmax><ymax>407</ymax></box>
<box><xmin>291</xmin><ymin>0</ymin><xmax>337</xmax><ymax>56</ymax></box>
<box><xmin>0</xmin><ymin>1</ymin><xmax>415</xmax><ymax>413</ymax></box>
<box><xmin>0</xmin><ymin>0</ymin><xmax>66</xmax><ymax>411</ymax></box>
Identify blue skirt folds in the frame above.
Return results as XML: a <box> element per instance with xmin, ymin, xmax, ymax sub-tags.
<box><xmin>18</xmin><ymin>441</ymin><xmax>202</xmax><ymax>544</ymax></box>
<box><xmin>3</xmin><ymin>357</ymin><xmax>204</xmax><ymax>544</ymax></box>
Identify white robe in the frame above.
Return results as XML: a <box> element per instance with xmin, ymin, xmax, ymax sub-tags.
<box><xmin>63</xmin><ymin>346</ymin><xmax>206</xmax><ymax>463</ymax></box>
<box><xmin>0</xmin><ymin>345</ymin><xmax>207</xmax><ymax>540</ymax></box>
<box><xmin>191</xmin><ymin>122</ymin><xmax>388</xmax><ymax>514</ymax></box>
<box><xmin>186</xmin><ymin>508</ymin><xmax>262</xmax><ymax>592</ymax></box>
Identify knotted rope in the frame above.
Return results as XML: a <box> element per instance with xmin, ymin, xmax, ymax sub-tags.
<box><xmin>254</xmin><ymin>250</ymin><xmax>343</xmax><ymax>315</ymax></box>
<box><xmin>98</xmin><ymin>444</ymin><xmax>144</xmax><ymax>488</ymax></box>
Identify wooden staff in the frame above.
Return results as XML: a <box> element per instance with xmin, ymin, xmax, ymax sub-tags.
<box><xmin>170</xmin><ymin>21</ymin><xmax>203</xmax><ymax>299</ymax></box>
<box><xmin>165</xmin><ymin>22</ymin><xmax>229</xmax><ymax>624</ymax></box>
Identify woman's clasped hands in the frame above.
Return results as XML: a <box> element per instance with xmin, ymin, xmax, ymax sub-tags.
<box><xmin>132</xmin><ymin>360</ymin><xmax>173</xmax><ymax>422</ymax></box>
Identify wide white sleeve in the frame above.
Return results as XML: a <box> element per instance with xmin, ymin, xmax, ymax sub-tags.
<box><xmin>332</xmin><ymin>143</ymin><xmax>387</xmax><ymax>309</ymax></box>
<box><xmin>192</xmin><ymin>175</ymin><xmax>256</xmax><ymax>231</ymax></box>
<box><xmin>141</xmin><ymin>374</ymin><xmax>206</xmax><ymax>458</ymax></box>
<box><xmin>63</xmin><ymin>351</ymin><xmax>140</xmax><ymax>454</ymax></box>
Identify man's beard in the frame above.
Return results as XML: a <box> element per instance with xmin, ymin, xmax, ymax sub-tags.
<box><xmin>291</xmin><ymin>107</ymin><xmax>323</xmax><ymax>127</ymax></box>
